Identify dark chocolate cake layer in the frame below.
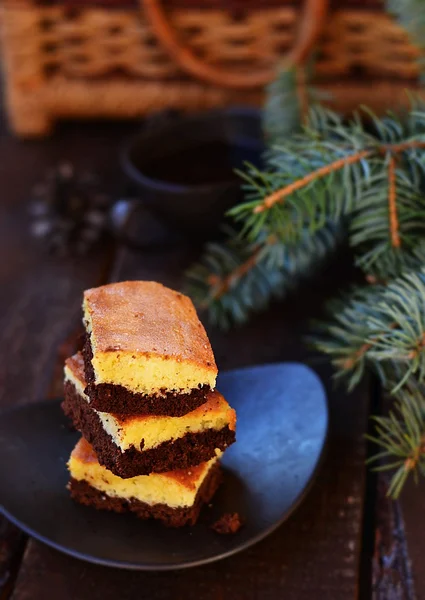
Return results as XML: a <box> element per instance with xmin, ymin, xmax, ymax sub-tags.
<box><xmin>82</xmin><ymin>335</ymin><xmax>210</xmax><ymax>416</ymax></box>
<box><xmin>68</xmin><ymin>463</ymin><xmax>222</xmax><ymax>527</ymax></box>
<box><xmin>63</xmin><ymin>382</ymin><xmax>236</xmax><ymax>478</ymax></box>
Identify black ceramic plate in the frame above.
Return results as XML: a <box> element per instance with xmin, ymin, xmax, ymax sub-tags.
<box><xmin>0</xmin><ymin>363</ymin><xmax>327</xmax><ymax>571</ymax></box>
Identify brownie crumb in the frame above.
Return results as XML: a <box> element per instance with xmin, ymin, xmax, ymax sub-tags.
<box><xmin>211</xmin><ymin>513</ymin><xmax>243</xmax><ymax>534</ymax></box>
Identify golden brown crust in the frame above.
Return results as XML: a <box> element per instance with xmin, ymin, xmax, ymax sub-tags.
<box><xmin>65</xmin><ymin>352</ymin><xmax>85</xmax><ymax>382</ymax></box>
<box><xmin>83</xmin><ymin>281</ymin><xmax>217</xmax><ymax>373</ymax></box>
<box><xmin>72</xmin><ymin>437</ymin><xmax>98</xmax><ymax>464</ymax></box>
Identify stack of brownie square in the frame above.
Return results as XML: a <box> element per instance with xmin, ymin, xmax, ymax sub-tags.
<box><xmin>63</xmin><ymin>281</ymin><xmax>236</xmax><ymax>527</ymax></box>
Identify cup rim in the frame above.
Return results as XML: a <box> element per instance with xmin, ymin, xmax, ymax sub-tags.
<box><xmin>120</xmin><ymin>106</ymin><xmax>262</xmax><ymax>194</ymax></box>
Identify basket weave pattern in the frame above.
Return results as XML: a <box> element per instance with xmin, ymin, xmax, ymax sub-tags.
<box><xmin>0</xmin><ymin>1</ymin><xmax>421</xmax><ymax>136</ymax></box>
<box><xmin>5</xmin><ymin>6</ymin><xmax>299</xmax><ymax>80</ymax></box>
<box><xmin>317</xmin><ymin>11</ymin><xmax>419</xmax><ymax>79</ymax></box>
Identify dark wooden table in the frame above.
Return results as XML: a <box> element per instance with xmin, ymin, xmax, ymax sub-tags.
<box><xmin>0</xmin><ymin>111</ymin><xmax>423</xmax><ymax>600</ymax></box>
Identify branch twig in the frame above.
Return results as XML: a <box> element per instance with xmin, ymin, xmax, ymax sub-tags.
<box><xmin>388</xmin><ymin>156</ymin><xmax>400</xmax><ymax>248</ymax></box>
<box><xmin>207</xmin><ymin>246</ymin><xmax>262</xmax><ymax>301</ymax></box>
<box><xmin>405</xmin><ymin>435</ymin><xmax>425</xmax><ymax>471</ymax></box>
<box><xmin>383</xmin><ymin>140</ymin><xmax>425</xmax><ymax>153</ymax></box>
<box><xmin>341</xmin><ymin>322</ymin><xmax>398</xmax><ymax>371</ymax></box>
<box><xmin>406</xmin><ymin>332</ymin><xmax>425</xmax><ymax>359</ymax></box>
<box><xmin>206</xmin><ymin>235</ymin><xmax>280</xmax><ymax>301</ymax></box>
<box><xmin>341</xmin><ymin>342</ymin><xmax>373</xmax><ymax>370</ymax></box>
<box><xmin>254</xmin><ymin>140</ymin><xmax>425</xmax><ymax>215</ymax></box>
<box><xmin>253</xmin><ymin>150</ymin><xmax>371</xmax><ymax>214</ymax></box>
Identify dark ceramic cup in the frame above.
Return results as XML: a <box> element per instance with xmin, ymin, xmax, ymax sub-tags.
<box><xmin>116</xmin><ymin>107</ymin><xmax>264</xmax><ymax>245</ymax></box>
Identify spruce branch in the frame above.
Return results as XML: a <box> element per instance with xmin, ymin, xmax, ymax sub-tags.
<box><xmin>368</xmin><ymin>382</ymin><xmax>425</xmax><ymax>498</ymax></box>
<box><xmin>231</xmin><ymin>102</ymin><xmax>425</xmax><ymax>279</ymax></box>
<box><xmin>387</xmin><ymin>155</ymin><xmax>400</xmax><ymax>249</ymax></box>
<box><xmin>311</xmin><ymin>286</ymin><xmax>386</xmax><ymax>391</ymax></box>
<box><xmin>349</xmin><ymin>149</ymin><xmax>425</xmax><ymax>278</ymax></box>
<box><xmin>230</xmin><ymin>104</ymin><xmax>376</xmax><ymax>241</ymax></box>
<box><xmin>312</xmin><ymin>267</ymin><xmax>425</xmax><ymax>497</ymax></box>
<box><xmin>253</xmin><ymin>149</ymin><xmax>371</xmax><ymax>214</ymax></box>
<box><xmin>183</xmin><ymin>226</ymin><xmax>338</xmax><ymax>329</ymax></box>
<box><xmin>364</xmin><ymin>269</ymin><xmax>425</xmax><ymax>389</ymax></box>
<box><xmin>311</xmin><ymin>268</ymin><xmax>425</xmax><ymax>392</ymax></box>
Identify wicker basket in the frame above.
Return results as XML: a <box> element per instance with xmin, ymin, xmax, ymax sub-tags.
<box><xmin>0</xmin><ymin>0</ymin><xmax>421</xmax><ymax>136</ymax></box>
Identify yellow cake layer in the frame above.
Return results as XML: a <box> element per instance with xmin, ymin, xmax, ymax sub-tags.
<box><xmin>83</xmin><ymin>281</ymin><xmax>217</xmax><ymax>395</ymax></box>
<box><xmin>65</xmin><ymin>353</ymin><xmax>236</xmax><ymax>452</ymax></box>
<box><xmin>68</xmin><ymin>438</ymin><xmax>219</xmax><ymax>508</ymax></box>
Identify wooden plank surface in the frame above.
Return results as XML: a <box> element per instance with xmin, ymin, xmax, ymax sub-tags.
<box><xmin>0</xmin><ymin>119</ymin><xmax>134</xmax><ymax>598</ymax></box>
<box><xmin>373</xmin><ymin>475</ymin><xmax>416</xmax><ymax>600</ymax></box>
<box><xmin>0</xmin><ymin>118</ymin><xmax>137</xmax><ymax>412</ymax></box>
<box><xmin>401</xmin><ymin>481</ymin><xmax>425</xmax><ymax>600</ymax></box>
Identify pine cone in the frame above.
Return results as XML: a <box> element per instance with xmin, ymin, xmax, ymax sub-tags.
<box><xmin>29</xmin><ymin>162</ymin><xmax>111</xmax><ymax>256</ymax></box>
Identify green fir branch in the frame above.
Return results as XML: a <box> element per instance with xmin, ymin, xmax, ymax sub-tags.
<box><xmin>183</xmin><ymin>226</ymin><xmax>338</xmax><ymax>329</ymax></box>
<box><xmin>310</xmin><ymin>286</ymin><xmax>384</xmax><ymax>391</ymax></box>
<box><xmin>313</xmin><ymin>275</ymin><xmax>425</xmax><ymax>498</ymax></box>
<box><xmin>364</xmin><ymin>269</ymin><xmax>425</xmax><ymax>389</ymax></box>
<box><xmin>311</xmin><ymin>268</ymin><xmax>425</xmax><ymax>393</ymax></box>
<box><xmin>349</xmin><ymin>152</ymin><xmax>425</xmax><ymax>278</ymax></box>
<box><xmin>368</xmin><ymin>382</ymin><xmax>425</xmax><ymax>498</ymax></box>
<box><xmin>231</xmin><ymin>101</ymin><xmax>425</xmax><ymax>280</ymax></box>
<box><xmin>230</xmin><ymin>105</ymin><xmax>374</xmax><ymax>244</ymax></box>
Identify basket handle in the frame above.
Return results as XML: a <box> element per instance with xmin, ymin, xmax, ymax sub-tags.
<box><xmin>142</xmin><ymin>0</ymin><xmax>329</xmax><ymax>89</ymax></box>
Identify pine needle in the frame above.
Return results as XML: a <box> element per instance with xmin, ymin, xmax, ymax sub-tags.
<box><xmin>311</xmin><ymin>269</ymin><xmax>425</xmax><ymax>393</ymax></box>
<box><xmin>184</xmin><ymin>226</ymin><xmax>339</xmax><ymax>329</ymax></box>
<box><xmin>368</xmin><ymin>384</ymin><xmax>425</xmax><ymax>499</ymax></box>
